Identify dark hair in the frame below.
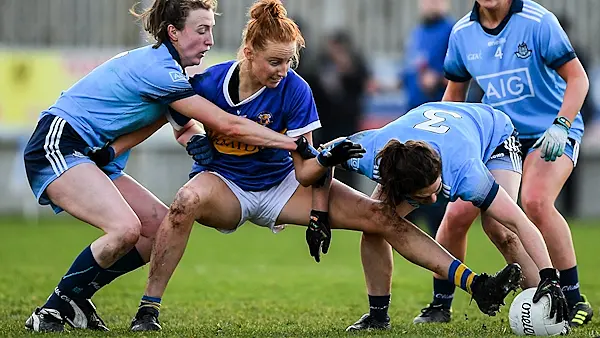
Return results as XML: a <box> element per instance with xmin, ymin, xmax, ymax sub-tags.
<box><xmin>237</xmin><ymin>0</ymin><xmax>305</xmax><ymax>68</ymax></box>
<box><xmin>131</xmin><ymin>0</ymin><xmax>218</xmax><ymax>48</ymax></box>
<box><xmin>376</xmin><ymin>139</ymin><xmax>442</xmax><ymax>208</ymax></box>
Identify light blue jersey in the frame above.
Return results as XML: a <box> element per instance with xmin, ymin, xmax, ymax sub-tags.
<box><xmin>41</xmin><ymin>41</ymin><xmax>196</xmax><ymax>166</ymax></box>
<box><xmin>444</xmin><ymin>0</ymin><xmax>583</xmax><ymax>141</ymax></box>
<box><xmin>345</xmin><ymin>102</ymin><xmax>514</xmax><ymax>209</ymax></box>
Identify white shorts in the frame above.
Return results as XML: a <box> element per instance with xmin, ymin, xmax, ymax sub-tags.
<box><xmin>207</xmin><ymin>170</ymin><xmax>299</xmax><ymax>233</ymax></box>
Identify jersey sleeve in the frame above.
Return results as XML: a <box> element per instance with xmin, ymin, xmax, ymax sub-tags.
<box><xmin>138</xmin><ymin>62</ymin><xmax>196</xmax><ymax>105</ymax></box>
<box><xmin>443</xmin><ymin>32</ymin><xmax>472</xmax><ymax>82</ymax></box>
<box><xmin>284</xmin><ymin>75</ymin><xmax>321</xmax><ymax>137</ymax></box>
<box><xmin>453</xmin><ymin>158</ymin><xmax>499</xmax><ymax>210</ymax></box>
<box><xmin>538</xmin><ymin>13</ymin><xmax>576</xmax><ymax>69</ymax></box>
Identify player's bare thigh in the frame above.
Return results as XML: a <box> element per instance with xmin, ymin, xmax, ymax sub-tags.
<box><xmin>276</xmin><ymin>179</ymin><xmax>387</xmax><ymax>234</ymax></box>
<box><xmin>113</xmin><ymin>174</ymin><xmax>168</xmax><ymax>239</ymax></box>
<box><xmin>521</xmin><ymin>149</ymin><xmax>573</xmax><ymax>202</ymax></box>
<box><xmin>178</xmin><ymin>172</ymin><xmax>242</xmax><ymax>231</ymax></box>
<box><xmin>45</xmin><ymin>163</ymin><xmax>140</xmax><ymax>234</ymax></box>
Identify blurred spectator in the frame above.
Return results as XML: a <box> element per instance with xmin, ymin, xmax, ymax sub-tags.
<box><xmin>303</xmin><ymin>30</ymin><xmax>370</xmax><ymax>188</ymax></box>
<box><xmin>401</xmin><ymin>0</ymin><xmax>454</xmax><ymax>236</ymax></box>
<box><xmin>401</xmin><ymin>0</ymin><xmax>454</xmax><ymax>110</ymax></box>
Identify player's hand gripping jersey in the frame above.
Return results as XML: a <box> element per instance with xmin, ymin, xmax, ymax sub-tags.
<box><xmin>189</xmin><ymin>61</ymin><xmax>320</xmax><ymax>191</ymax></box>
<box><xmin>345</xmin><ymin>102</ymin><xmax>515</xmax><ymax>209</ymax></box>
<box><xmin>444</xmin><ymin>0</ymin><xmax>583</xmax><ymax>141</ymax></box>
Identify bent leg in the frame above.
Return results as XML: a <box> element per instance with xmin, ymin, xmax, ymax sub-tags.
<box><xmin>433</xmin><ymin>199</ymin><xmax>479</xmax><ymax>278</ymax></box>
<box><xmin>47</xmin><ymin>163</ymin><xmax>143</xmax><ymax>268</ymax></box>
<box><xmin>144</xmin><ymin>172</ymin><xmax>242</xmax><ymax>299</ymax></box>
<box><xmin>80</xmin><ymin>175</ymin><xmax>170</xmax><ymax>300</ymax></box>
<box><xmin>521</xmin><ymin>150</ymin><xmax>584</xmax><ymax>308</ymax></box>
<box><xmin>114</xmin><ymin>174</ymin><xmax>169</xmax><ymax>262</ymax></box>
<box><xmin>38</xmin><ymin>164</ymin><xmax>143</xmax><ymax>326</ymax></box>
<box><xmin>482</xmin><ymin>169</ymin><xmax>539</xmax><ymax>287</ymax></box>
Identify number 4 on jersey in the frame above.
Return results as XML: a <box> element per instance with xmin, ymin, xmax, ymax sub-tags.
<box><xmin>495</xmin><ymin>46</ymin><xmax>503</xmax><ymax>59</ymax></box>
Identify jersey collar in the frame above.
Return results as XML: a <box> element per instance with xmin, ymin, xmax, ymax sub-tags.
<box><xmin>470</xmin><ymin>0</ymin><xmax>523</xmax><ymax>23</ymax></box>
<box><xmin>223</xmin><ymin>61</ymin><xmax>266</xmax><ymax>108</ymax></box>
<box><xmin>163</xmin><ymin>40</ymin><xmax>186</xmax><ymax>74</ymax></box>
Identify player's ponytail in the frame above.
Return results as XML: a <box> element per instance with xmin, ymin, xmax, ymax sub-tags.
<box><xmin>131</xmin><ymin>0</ymin><xmax>218</xmax><ymax>48</ymax></box>
<box><xmin>376</xmin><ymin>140</ymin><xmax>442</xmax><ymax>208</ymax></box>
<box><xmin>239</xmin><ymin>0</ymin><xmax>305</xmax><ymax>67</ymax></box>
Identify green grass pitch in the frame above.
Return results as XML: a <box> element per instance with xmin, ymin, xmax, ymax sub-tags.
<box><xmin>1</xmin><ymin>216</ymin><xmax>599</xmax><ymax>337</ymax></box>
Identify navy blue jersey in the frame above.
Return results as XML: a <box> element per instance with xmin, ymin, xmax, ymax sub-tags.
<box><xmin>345</xmin><ymin>102</ymin><xmax>514</xmax><ymax>208</ymax></box>
<box><xmin>190</xmin><ymin>61</ymin><xmax>320</xmax><ymax>191</ymax></box>
<box><xmin>444</xmin><ymin>0</ymin><xmax>583</xmax><ymax>140</ymax></box>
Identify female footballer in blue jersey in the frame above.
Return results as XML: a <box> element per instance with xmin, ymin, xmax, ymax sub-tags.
<box><xmin>410</xmin><ymin>0</ymin><xmax>592</xmax><ymax>327</ymax></box>
<box><xmin>127</xmin><ymin>1</ymin><xmax>522</xmax><ymax>332</ymax></box>
<box><xmin>23</xmin><ymin>0</ymin><xmax>317</xmax><ymax>333</ymax></box>
<box><xmin>325</xmin><ymin>102</ymin><xmax>569</xmax><ymax>332</ymax></box>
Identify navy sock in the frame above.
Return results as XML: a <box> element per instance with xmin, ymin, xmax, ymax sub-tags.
<box><xmin>431</xmin><ymin>277</ymin><xmax>455</xmax><ymax>309</ymax></box>
<box><xmin>368</xmin><ymin>294</ymin><xmax>390</xmax><ymax>322</ymax></box>
<box><xmin>560</xmin><ymin>266</ymin><xmax>582</xmax><ymax>308</ymax></box>
<box><xmin>81</xmin><ymin>248</ymin><xmax>146</xmax><ymax>299</ymax></box>
<box><xmin>44</xmin><ymin>246</ymin><xmax>103</xmax><ymax>310</ymax></box>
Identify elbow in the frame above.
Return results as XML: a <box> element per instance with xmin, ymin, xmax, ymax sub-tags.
<box><xmin>294</xmin><ymin>171</ymin><xmax>314</xmax><ymax>187</ymax></box>
<box><xmin>581</xmin><ymin>73</ymin><xmax>590</xmax><ymax>94</ymax></box>
<box><xmin>295</xmin><ymin>173</ymin><xmax>312</xmax><ymax>187</ymax></box>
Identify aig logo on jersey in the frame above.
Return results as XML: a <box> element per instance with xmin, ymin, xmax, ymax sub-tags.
<box><xmin>475</xmin><ymin>68</ymin><xmax>535</xmax><ymax>106</ymax></box>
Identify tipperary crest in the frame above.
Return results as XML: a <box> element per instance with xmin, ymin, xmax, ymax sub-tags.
<box><xmin>515</xmin><ymin>42</ymin><xmax>532</xmax><ymax>59</ymax></box>
<box><xmin>257</xmin><ymin>112</ymin><xmax>273</xmax><ymax>126</ymax></box>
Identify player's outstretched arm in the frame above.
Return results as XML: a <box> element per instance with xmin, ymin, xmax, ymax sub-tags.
<box><xmin>85</xmin><ymin>116</ymin><xmax>169</xmax><ymax>167</ymax></box>
<box><xmin>171</xmin><ymin>95</ymin><xmax>299</xmax><ymax>151</ymax></box>
<box><xmin>483</xmin><ymin>186</ymin><xmax>553</xmax><ymax>269</ymax></box>
<box><xmin>291</xmin><ymin>138</ymin><xmax>365</xmax><ymax>186</ymax></box>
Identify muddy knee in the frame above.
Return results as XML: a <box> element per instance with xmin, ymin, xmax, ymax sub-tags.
<box><xmin>169</xmin><ymin>186</ymin><xmax>205</xmax><ymax>229</ymax></box>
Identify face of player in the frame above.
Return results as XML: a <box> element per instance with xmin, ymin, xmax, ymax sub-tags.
<box><xmin>170</xmin><ymin>8</ymin><xmax>215</xmax><ymax>67</ymax></box>
<box><xmin>408</xmin><ymin>175</ymin><xmax>443</xmax><ymax>205</ymax></box>
<box><xmin>249</xmin><ymin>41</ymin><xmax>296</xmax><ymax>89</ymax></box>
<box><xmin>475</xmin><ymin>0</ymin><xmax>510</xmax><ymax>11</ymax></box>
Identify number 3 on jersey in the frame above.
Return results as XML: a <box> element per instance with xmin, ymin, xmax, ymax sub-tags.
<box><xmin>414</xmin><ymin>110</ymin><xmax>462</xmax><ymax>134</ymax></box>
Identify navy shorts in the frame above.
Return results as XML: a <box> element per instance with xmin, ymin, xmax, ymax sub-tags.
<box><xmin>486</xmin><ymin>131</ymin><xmax>523</xmax><ymax>174</ymax></box>
<box><xmin>23</xmin><ymin>115</ymin><xmax>125</xmax><ymax>213</ymax></box>
<box><xmin>520</xmin><ymin>137</ymin><xmax>580</xmax><ymax>167</ymax></box>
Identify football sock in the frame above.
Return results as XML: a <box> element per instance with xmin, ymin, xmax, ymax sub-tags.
<box><xmin>368</xmin><ymin>294</ymin><xmax>391</xmax><ymax>322</ymax></box>
<box><xmin>447</xmin><ymin>259</ymin><xmax>477</xmax><ymax>294</ymax></box>
<box><xmin>81</xmin><ymin>247</ymin><xmax>145</xmax><ymax>299</ymax></box>
<box><xmin>139</xmin><ymin>295</ymin><xmax>161</xmax><ymax>317</ymax></box>
<box><xmin>559</xmin><ymin>266</ymin><xmax>582</xmax><ymax>308</ymax></box>
<box><xmin>431</xmin><ymin>277</ymin><xmax>455</xmax><ymax>309</ymax></box>
<box><xmin>44</xmin><ymin>245</ymin><xmax>104</xmax><ymax>310</ymax></box>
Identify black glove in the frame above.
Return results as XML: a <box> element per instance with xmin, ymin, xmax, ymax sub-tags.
<box><xmin>294</xmin><ymin>135</ymin><xmax>318</xmax><ymax>159</ymax></box>
<box><xmin>84</xmin><ymin>143</ymin><xmax>115</xmax><ymax>167</ymax></box>
<box><xmin>317</xmin><ymin>139</ymin><xmax>366</xmax><ymax>167</ymax></box>
<box><xmin>186</xmin><ymin>134</ymin><xmax>215</xmax><ymax>165</ymax></box>
<box><xmin>533</xmin><ymin>268</ymin><xmax>569</xmax><ymax>323</ymax></box>
<box><xmin>306</xmin><ymin>210</ymin><xmax>331</xmax><ymax>263</ymax></box>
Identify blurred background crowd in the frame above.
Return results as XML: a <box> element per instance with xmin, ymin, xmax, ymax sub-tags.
<box><xmin>2</xmin><ymin>0</ymin><xmax>600</xmax><ymax>231</ymax></box>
